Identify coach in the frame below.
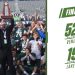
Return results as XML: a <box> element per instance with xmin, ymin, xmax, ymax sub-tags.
<box><xmin>0</xmin><ymin>18</ymin><xmax>16</xmax><ymax>75</ymax></box>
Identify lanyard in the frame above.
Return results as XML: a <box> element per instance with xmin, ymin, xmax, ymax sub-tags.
<box><xmin>3</xmin><ymin>30</ymin><xmax>6</xmax><ymax>39</ymax></box>
<box><xmin>22</xmin><ymin>40</ymin><xmax>27</xmax><ymax>49</ymax></box>
<box><xmin>3</xmin><ymin>30</ymin><xmax>7</xmax><ymax>44</ymax></box>
<box><xmin>27</xmin><ymin>56</ymin><xmax>30</xmax><ymax>65</ymax></box>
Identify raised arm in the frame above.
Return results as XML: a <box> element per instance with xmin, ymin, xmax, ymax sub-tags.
<box><xmin>7</xmin><ymin>18</ymin><xmax>14</xmax><ymax>33</ymax></box>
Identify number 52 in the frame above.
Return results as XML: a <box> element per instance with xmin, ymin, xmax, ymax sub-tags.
<box><xmin>65</xmin><ymin>23</ymin><xmax>75</xmax><ymax>37</ymax></box>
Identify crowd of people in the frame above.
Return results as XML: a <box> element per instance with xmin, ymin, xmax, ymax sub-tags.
<box><xmin>0</xmin><ymin>13</ymin><xmax>46</xmax><ymax>75</ymax></box>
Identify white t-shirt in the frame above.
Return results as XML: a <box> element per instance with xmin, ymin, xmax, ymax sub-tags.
<box><xmin>29</xmin><ymin>40</ymin><xmax>42</xmax><ymax>59</ymax></box>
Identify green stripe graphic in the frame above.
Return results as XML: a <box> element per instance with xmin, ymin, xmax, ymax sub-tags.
<box><xmin>59</xmin><ymin>7</ymin><xmax>75</xmax><ymax>18</ymax></box>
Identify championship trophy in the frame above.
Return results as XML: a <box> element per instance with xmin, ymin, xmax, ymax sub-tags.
<box><xmin>1</xmin><ymin>0</ymin><xmax>13</xmax><ymax>19</ymax></box>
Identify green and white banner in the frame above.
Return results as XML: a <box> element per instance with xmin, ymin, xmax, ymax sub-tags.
<box><xmin>49</xmin><ymin>0</ymin><xmax>75</xmax><ymax>75</ymax></box>
<box><xmin>59</xmin><ymin>7</ymin><xmax>75</xmax><ymax>18</ymax></box>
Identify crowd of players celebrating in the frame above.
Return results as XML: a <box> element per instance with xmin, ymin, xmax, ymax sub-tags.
<box><xmin>0</xmin><ymin>13</ymin><xmax>46</xmax><ymax>75</ymax></box>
